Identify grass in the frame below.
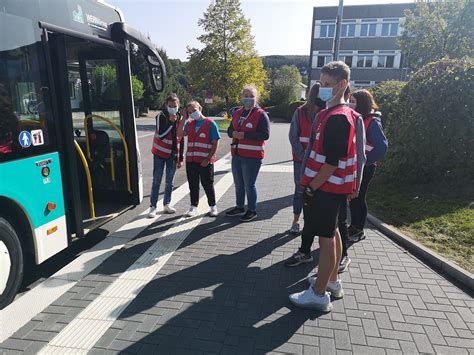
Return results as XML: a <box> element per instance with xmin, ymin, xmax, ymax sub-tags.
<box><xmin>368</xmin><ymin>178</ymin><xmax>474</xmax><ymax>273</ymax></box>
<box><xmin>215</xmin><ymin>119</ymin><xmax>231</xmax><ymax>131</ymax></box>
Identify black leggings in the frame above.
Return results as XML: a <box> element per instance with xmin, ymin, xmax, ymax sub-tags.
<box><xmin>350</xmin><ymin>165</ymin><xmax>376</xmax><ymax>230</ymax></box>
<box><xmin>186</xmin><ymin>162</ymin><xmax>216</xmax><ymax>207</ymax></box>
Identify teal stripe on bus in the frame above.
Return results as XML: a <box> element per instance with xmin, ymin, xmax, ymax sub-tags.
<box><xmin>0</xmin><ymin>152</ymin><xmax>66</xmax><ymax>229</ymax></box>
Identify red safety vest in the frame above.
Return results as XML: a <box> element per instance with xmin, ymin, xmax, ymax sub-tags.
<box><xmin>231</xmin><ymin>107</ymin><xmax>265</xmax><ymax>159</ymax></box>
<box><xmin>293</xmin><ymin>106</ymin><xmax>312</xmax><ymax>162</ymax></box>
<box><xmin>151</xmin><ymin>112</ymin><xmax>181</xmax><ymax>160</ymax></box>
<box><xmin>300</xmin><ymin>105</ymin><xmax>358</xmax><ymax>194</ymax></box>
<box><xmin>186</xmin><ymin>118</ymin><xmax>215</xmax><ymax>164</ymax></box>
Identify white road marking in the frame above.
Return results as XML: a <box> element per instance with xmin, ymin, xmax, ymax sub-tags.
<box><xmin>0</xmin><ymin>153</ymin><xmax>231</xmax><ymax>343</ymax></box>
<box><xmin>39</xmin><ymin>172</ymin><xmax>235</xmax><ymax>353</ymax></box>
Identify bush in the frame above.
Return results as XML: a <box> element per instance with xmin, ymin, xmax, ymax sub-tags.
<box><xmin>371</xmin><ymin>59</ymin><xmax>474</xmax><ymax>183</ymax></box>
<box><xmin>369</xmin><ymin>81</ymin><xmax>406</xmax><ymax>177</ymax></box>
<box><xmin>265</xmin><ymin>100</ymin><xmax>304</xmax><ymax>121</ymax></box>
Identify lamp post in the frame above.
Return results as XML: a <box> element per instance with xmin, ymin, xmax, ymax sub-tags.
<box><xmin>332</xmin><ymin>0</ymin><xmax>344</xmax><ymax>61</ymax></box>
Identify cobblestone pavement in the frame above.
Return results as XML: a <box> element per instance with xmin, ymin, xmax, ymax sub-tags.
<box><xmin>1</xmin><ymin>123</ymin><xmax>472</xmax><ymax>354</ymax></box>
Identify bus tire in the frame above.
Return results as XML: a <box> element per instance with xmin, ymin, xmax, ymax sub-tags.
<box><xmin>0</xmin><ymin>217</ymin><xmax>24</xmax><ymax>310</ymax></box>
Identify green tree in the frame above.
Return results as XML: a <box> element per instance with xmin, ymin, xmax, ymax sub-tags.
<box><xmin>398</xmin><ymin>0</ymin><xmax>474</xmax><ymax>71</ymax></box>
<box><xmin>269</xmin><ymin>65</ymin><xmax>302</xmax><ymax>104</ymax></box>
<box><xmin>131</xmin><ymin>75</ymin><xmax>144</xmax><ymax>101</ymax></box>
<box><xmin>130</xmin><ymin>45</ymin><xmax>191</xmax><ymax>109</ymax></box>
<box><xmin>187</xmin><ymin>0</ymin><xmax>267</xmax><ymax>108</ymax></box>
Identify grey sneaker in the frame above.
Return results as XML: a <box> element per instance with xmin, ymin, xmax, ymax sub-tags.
<box><xmin>290</xmin><ymin>223</ymin><xmax>300</xmax><ymax>235</ymax></box>
<box><xmin>338</xmin><ymin>256</ymin><xmax>351</xmax><ymax>273</ymax></box>
<box><xmin>289</xmin><ymin>287</ymin><xmax>333</xmax><ymax>312</ymax></box>
<box><xmin>307</xmin><ymin>278</ymin><xmax>344</xmax><ymax>299</ymax></box>
<box><xmin>284</xmin><ymin>251</ymin><xmax>313</xmax><ymax>267</ymax></box>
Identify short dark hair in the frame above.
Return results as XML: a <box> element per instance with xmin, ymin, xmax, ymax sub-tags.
<box><xmin>166</xmin><ymin>93</ymin><xmax>179</xmax><ymax>103</ymax></box>
<box><xmin>321</xmin><ymin>61</ymin><xmax>350</xmax><ymax>82</ymax></box>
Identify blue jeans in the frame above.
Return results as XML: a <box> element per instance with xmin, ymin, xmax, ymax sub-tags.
<box><xmin>293</xmin><ymin>161</ymin><xmax>304</xmax><ymax>215</ymax></box>
<box><xmin>150</xmin><ymin>155</ymin><xmax>177</xmax><ymax>207</ymax></box>
<box><xmin>231</xmin><ymin>155</ymin><xmax>262</xmax><ymax>212</ymax></box>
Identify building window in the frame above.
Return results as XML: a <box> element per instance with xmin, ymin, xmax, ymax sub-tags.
<box><xmin>360</xmin><ymin>20</ymin><xmax>377</xmax><ymax>37</ymax></box>
<box><xmin>317</xmin><ymin>55</ymin><xmax>332</xmax><ymax>67</ymax></box>
<box><xmin>341</xmin><ymin>23</ymin><xmax>356</xmax><ymax>37</ymax></box>
<box><xmin>320</xmin><ymin>24</ymin><xmax>335</xmax><ymax>38</ymax></box>
<box><xmin>354</xmin><ymin>81</ymin><xmax>372</xmax><ymax>87</ymax></box>
<box><xmin>357</xmin><ymin>54</ymin><xmax>373</xmax><ymax>68</ymax></box>
<box><xmin>378</xmin><ymin>55</ymin><xmax>395</xmax><ymax>68</ymax></box>
<box><xmin>340</xmin><ymin>55</ymin><xmax>353</xmax><ymax>67</ymax></box>
<box><xmin>381</xmin><ymin>19</ymin><xmax>399</xmax><ymax>37</ymax></box>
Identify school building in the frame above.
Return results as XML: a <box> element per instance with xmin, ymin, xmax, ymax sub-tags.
<box><xmin>308</xmin><ymin>2</ymin><xmax>416</xmax><ymax>89</ymax></box>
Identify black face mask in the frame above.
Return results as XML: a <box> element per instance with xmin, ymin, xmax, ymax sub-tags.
<box><xmin>314</xmin><ymin>98</ymin><xmax>326</xmax><ymax>109</ymax></box>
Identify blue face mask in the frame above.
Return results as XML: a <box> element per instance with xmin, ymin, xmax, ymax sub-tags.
<box><xmin>190</xmin><ymin>111</ymin><xmax>202</xmax><ymax>120</ymax></box>
<box><xmin>242</xmin><ymin>97</ymin><xmax>256</xmax><ymax>109</ymax></box>
<box><xmin>319</xmin><ymin>87</ymin><xmax>334</xmax><ymax>102</ymax></box>
<box><xmin>167</xmin><ymin>107</ymin><xmax>178</xmax><ymax>115</ymax></box>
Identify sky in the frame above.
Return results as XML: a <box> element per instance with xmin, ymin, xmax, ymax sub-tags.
<box><xmin>109</xmin><ymin>0</ymin><xmax>414</xmax><ymax>61</ymax></box>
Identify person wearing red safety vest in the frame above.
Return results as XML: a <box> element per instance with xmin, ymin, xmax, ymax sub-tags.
<box><xmin>177</xmin><ymin>101</ymin><xmax>220</xmax><ymax>218</ymax></box>
<box><xmin>289</xmin><ymin>61</ymin><xmax>358</xmax><ymax>313</ymax></box>
<box><xmin>347</xmin><ymin>89</ymin><xmax>388</xmax><ymax>241</ymax></box>
<box><xmin>225</xmin><ymin>85</ymin><xmax>270</xmax><ymax>223</ymax></box>
<box><xmin>288</xmin><ymin>83</ymin><xmax>327</xmax><ymax>235</ymax></box>
<box><xmin>148</xmin><ymin>94</ymin><xmax>184</xmax><ymax>218</ymax></box>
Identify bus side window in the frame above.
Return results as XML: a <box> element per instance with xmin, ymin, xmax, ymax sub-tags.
<box><xmin>0</xmin><ymin>43</ymin><xmax>54</xmax><ymax>158</ymax></box>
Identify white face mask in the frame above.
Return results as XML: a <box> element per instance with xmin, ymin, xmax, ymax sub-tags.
<box><xmin>167</xmin><ymin>107</ymin><xmax>178</xmax><ymax>115</ymax></box>
<box><xmin>349</xmin><ymin>102</ymin><xmax>356</xmax><ymax>110</ymax></box>
<box><xmin>190</xmin><ymin>111</ymin><xmax>202</xmax><ymax>120</ymax></box>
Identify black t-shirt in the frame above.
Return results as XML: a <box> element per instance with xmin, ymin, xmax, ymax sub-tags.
<box><xmin>322</xmin><ymin>105</ymin><xmax>351</xmax><ymax>166</ymax></box>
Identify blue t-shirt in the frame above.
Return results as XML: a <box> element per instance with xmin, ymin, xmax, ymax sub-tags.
<box><xmin>184</xmin><ymin>119</ymin><xmax>221</xmax><ymax>142</ymax></box>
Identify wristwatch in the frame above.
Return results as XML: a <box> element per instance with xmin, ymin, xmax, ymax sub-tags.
<box><xmin>304</xmin><ymin>185</ymin><xmax>315</xmax><ymax>197</ymax></box>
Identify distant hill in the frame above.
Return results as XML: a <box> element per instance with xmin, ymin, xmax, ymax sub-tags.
<box><xmin>262</xmin><ymin>55</ymin><xmax>309</xmax><ymax>75</ymax></box>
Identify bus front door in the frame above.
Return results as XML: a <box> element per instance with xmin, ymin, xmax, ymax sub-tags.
<box><xmin>50</xmin><ymin>33</ymin><xmax>137</xmax><ymax>235</ymax></box>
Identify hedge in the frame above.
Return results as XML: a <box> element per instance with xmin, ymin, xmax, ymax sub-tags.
<box><xmin>370</xmin><ymin>58</ymin><xmax>474</xmax><ymax>183</ymax></box>
<box><xmin>265</xmin><ymin>100</ymin><xmax>305</xmax><ymax>121</ymax></box>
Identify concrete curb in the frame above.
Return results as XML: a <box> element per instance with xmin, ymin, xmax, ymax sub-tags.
<box><xmin>367</xmin><ymin>213</ymin><xmax>474</xmax><ymax>292</ymax></box>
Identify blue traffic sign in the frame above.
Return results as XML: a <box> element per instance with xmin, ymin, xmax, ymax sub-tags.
<box><xmin>19</xmin><ymin>131</ymin><xmax>32</xmax><ymax>148</ymax></box>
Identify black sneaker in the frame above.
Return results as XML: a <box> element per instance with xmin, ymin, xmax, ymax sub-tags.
<box><xmin>284</xmin><ymin>251</ymin><xmax>313</xmax><ymax>267</ymax></box>
<box><xmin>240</xmin><ymin>210</ymin><xmax>257</xmax><ymax>222</ymax></box>
<box><xmin>348</xmin><ymin>226</ymin><xmax>366</xmax><ymax>242</ymax></box>
<box><xmin>225</xmin><ymin>207</ymin><xmax>246</xmax><ymax>217</ymax></box>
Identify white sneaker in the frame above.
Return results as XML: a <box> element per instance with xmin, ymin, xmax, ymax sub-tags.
<box><xmin>307</xmin><ymin>277</ymin><xmax>344</xmax><ymax>299</ymax></box>
<box><xmin>148</xmin><ymin>207</ymin><xmax>157</xmax><ymax>218</ymax></box>
<box><xmin>289</xmin><ymin>287</ymin><xmax>333</xmax><ymax>312</ymax></box>
<box><xmin>185</xmin><ymin>206</ymin><xmax>197</xmax><ymax>217</ymax></box>
<box><xmin>163</xmin><ymin>205</ymin><xmax>176</xmax><ymax>214</ymax></box>
<box><xmin>209</xmin><ymin>206</ymin><xmax>218</xmax><ymax>217</ymax></box>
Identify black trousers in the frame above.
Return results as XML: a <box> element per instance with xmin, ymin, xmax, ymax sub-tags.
<box><xmin>186</xmin><ymin>162</ymin><xmax>216</xmax><ymax>207</ymax></box>
<box><xmin>350</xmin><ymin>164</ymin><xmax>376</xmax><ymax>230</ymax></box>
<box><xmin>338</xmin><ymin>200</ymin><xmax>349</xmax><ymax>258</ymax></box>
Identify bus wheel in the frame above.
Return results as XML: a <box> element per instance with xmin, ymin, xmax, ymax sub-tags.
<box><xmin>0</xmin><ymin>217</ymin><xmax>24</xmax><ymax>310</ymax></box>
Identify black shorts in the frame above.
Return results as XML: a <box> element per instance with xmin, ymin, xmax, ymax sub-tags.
<box><xmin>302</xmin><ymin>189</ymin><xmax>347</xmax><ymax>238</ymax></box>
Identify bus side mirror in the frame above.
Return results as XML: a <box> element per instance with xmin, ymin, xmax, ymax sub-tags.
<box><xmin>147</xmin><ymin>55</ymin><xmax>164</xmax><ymax>92</ymax></box>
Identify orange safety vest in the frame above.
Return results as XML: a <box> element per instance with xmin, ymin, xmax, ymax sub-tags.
<box><xmin>151</xmin><ymin>112</ymin><xmax>181</xmax><ymax>160</ymax></box>
<box><xmin>231</xmin><ymin>107</ymin><xmax>265</xmax><ymax>159</ymax></box>
<box><xmin>293</xmin><ymin>106</ymin><xmax>312</xmax><ymax>163</ymax></box>
<box><xmin>186</xmin><ymin>118</ymin><xmax>215</xmax><ymax>164</ymax></box>
<box><xmin>300</xmin><ymin>105</ymin><xmax>358</xmax><ymax>194</ymax></box>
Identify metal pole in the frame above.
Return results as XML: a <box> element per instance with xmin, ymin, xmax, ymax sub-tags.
<box><xmin>332</xmin><ymin>0</ymin><xmax>344</xmax><ymax>61</ymax></box>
